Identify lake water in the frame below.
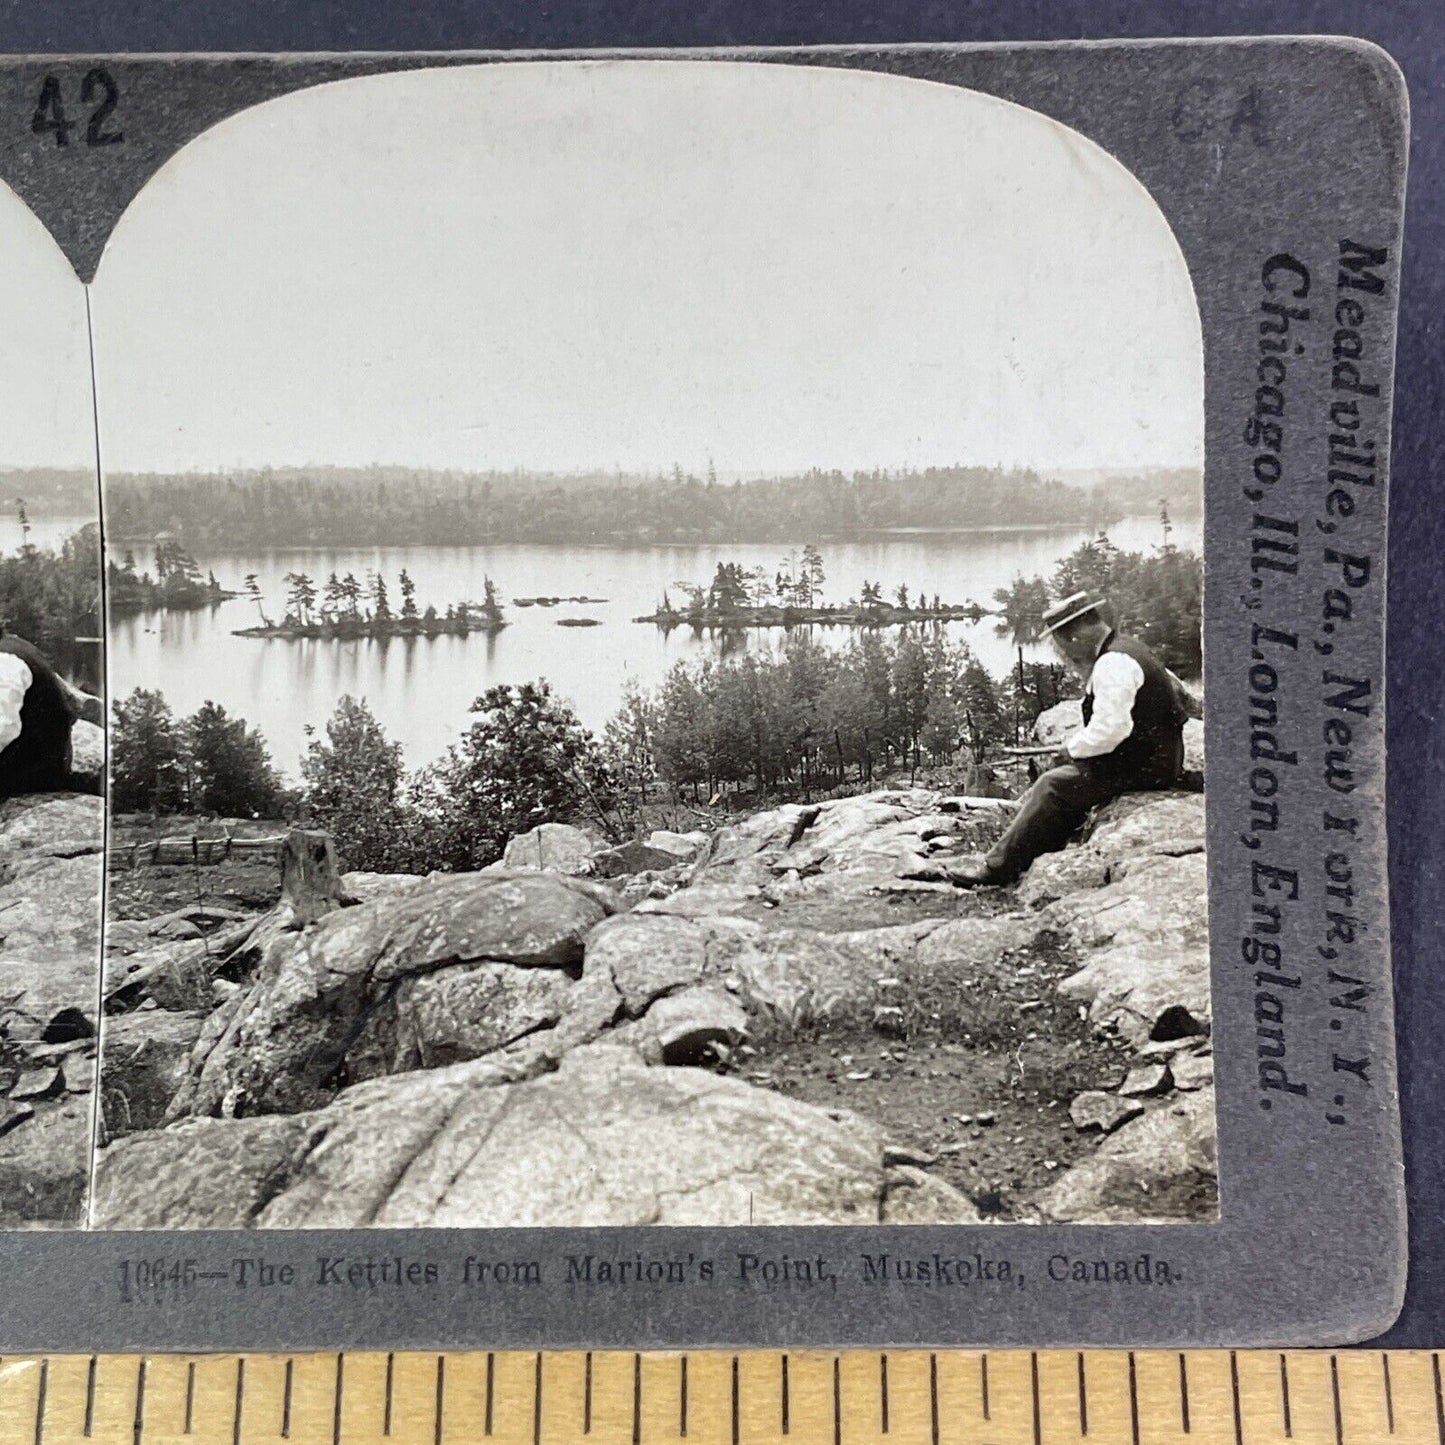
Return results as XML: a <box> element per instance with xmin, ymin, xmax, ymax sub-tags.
<box><xmin>97</xmin><ymin>514</ymin><xmax>1198</xmax><ymax>775</ymax></box>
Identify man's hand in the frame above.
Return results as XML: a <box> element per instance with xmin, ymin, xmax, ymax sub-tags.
<box><xmin>73</xmin><ymin>693</ymin><xmax>104</xmax><ymax>727</ymax></box>
<box><xmin>59</xmin><ymin>676</ymin><xmax>104</xmax><ymax>727</ymax></box>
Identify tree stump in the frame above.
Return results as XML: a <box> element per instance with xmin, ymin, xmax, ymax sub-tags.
<box><xmin>280</xmin><ymin>829</ymin><xmax>344</xmax><ymax>927</ymax></box>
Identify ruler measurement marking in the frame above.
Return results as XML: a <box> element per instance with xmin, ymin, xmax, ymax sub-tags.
<box><xmin>1127</xmin><ymin>1352</ymin><xmax>1139</xmax><ymax>1445</ymax></box>
<box><xmin>34</xmin><ymin>1358</ymin><xmax>46</xmax><ymax>1445</ymax></box>
<box><xmin>632</xmin><ymin>1353</ymin><xmax>642</xmax><ymax>1445</ymax></box>
<box><xmin>332</xmin><ymin>1352</ymin><xmax>344</xmax><ymax>1445</ymax></box>
<box><xmin>433</xmin><ymin>1356</ymin><xmax>445</xmax><ymax>1445</ymax></box>
<box><xmin>1434</xmin><ymin>1353</ymin><xmax>1444</xmax><ymax>1444</ymax></box>
<box><xmin>232</xmin><ymin>1358</ymin><xmax>244</xmax><ymax>1445</ymax></box>
<box><xmin>486</xmin><ymin>1352</ymin><xmax>495</xmax><ymax>1436</ymax></box>
<box><xmin>731</xmin><ymin>1356</ymin><xmax>740</xmax><ymax>1445</ymax></box>
<box><xmin>1230</xmin><ymin>1352</ymin><xmax>1243</xmax><ymax>1445</ymax></box>
<box><xmin>1330</xmin><ymin>1355</ymin><xmax>1344</xmax><ymax>1445</ymax></box>
<box><xmin>980</xmin><ymin>1352</ymin><xmax>991</xmax><ymax>1421</ymax></box>
<box><xmin>19</xmin><ymin>1347</ymin><xmax>1435</xmax><ymax>1443</ymax></box>
<box><xmin>1030</xmin><ymin>1352</ymin><xmax>1042</xmax><ymax>1445</ymax></box>
<box><xmin>928</xmin><ymin>1354</ymin><xmax>939</xmax><ymax>1445</ymax></box>
<box><xmin>132</xmin><ymin>1360</ymin><xmax>146</xmax><ymax>1445</ymax></box>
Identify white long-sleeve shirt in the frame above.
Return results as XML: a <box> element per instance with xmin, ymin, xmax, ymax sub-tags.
<box><xmin>0</xmin><ymin>652</ymin><xmax>32</xmax><ymax>754</ymax></box>
<box><xmin>1066</xmin><ymin>650</ymin><xmax>1145</xmax><ymax>759</ymax></box>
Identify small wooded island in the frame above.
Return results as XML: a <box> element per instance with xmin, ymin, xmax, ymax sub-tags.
<box><xmin>635</xmin><ymin>554</ymin><xmax>989</xmax><ymax>631</ymax></box>
<box><xmin>108</xmin><ymin>541</ymin><xmax>238</xmax><ymax>617</ymax></box>
<box><xmin>232</xmin><ymin>567</ymin><xmax>506</xmax><ymax>640</ymax></box>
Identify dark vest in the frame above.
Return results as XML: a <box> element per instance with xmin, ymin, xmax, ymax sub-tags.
<box><xmin>1080</xmin><ymin>631</ymin><xmax>1186</xmax><ymax>787</ymax></box>
<box><xmin>0</xmin><ymin>635</ymin><xmax>74</xmax><ymax>792</ymax></box>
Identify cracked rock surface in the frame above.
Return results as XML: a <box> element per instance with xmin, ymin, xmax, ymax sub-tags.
<box><xmin>0</xmin><ymin>788</ymin><xmax>103</xmax><ymax>1226</ymax></box>
<box><xmin>93</xmin><ymin>785</ymin><xmax>1214</xmax><ymax>1228</ymax></box>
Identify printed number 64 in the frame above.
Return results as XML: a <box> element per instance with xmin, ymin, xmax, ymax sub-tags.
<box><xmin>31</xmin><ymin>69</ymin><xmax>123</xmax><ymax>148</ymax></box>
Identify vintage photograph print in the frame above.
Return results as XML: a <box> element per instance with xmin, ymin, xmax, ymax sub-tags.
<box><xmin>0</xmin><ymin>38</ymin><xmax>1406</xmax><ymax>1349</ymax></box>
<box><xmin>0</xmin><ymin>182</ymin><xmax>104</xmax><ymax>1227</ymax></box>
<box><xmin>86</xmin><ymin>61</ymin><xmax>1213</xmax><ymax>1230</ymax></box>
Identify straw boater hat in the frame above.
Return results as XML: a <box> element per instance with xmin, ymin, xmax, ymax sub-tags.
<box><xmin>1039</xmin><ymin>592</ymin><xmax>1105</xmax><ymax>638</ymax></box>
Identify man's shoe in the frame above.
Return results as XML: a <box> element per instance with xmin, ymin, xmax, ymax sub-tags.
<box><xmin>945</xmin><ymin>854</ymin><xmax>1008</xmax><ymax>887</ymax></box>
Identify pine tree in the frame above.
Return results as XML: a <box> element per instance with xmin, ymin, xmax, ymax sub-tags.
<box><xmin>398</xmin><ymin>568</ymin><xmax>418</xmax><ymax>620</ymax></box>
<box><xmin>110</xmin><ymin>688</ymin><xmax>185</xmax><ymax>813</ymax></box>
<box><xmin>301</xmin><ymin>696</ymin><xmax>408</xmax><ymax>872</ymax></box>
<box><xmin>283</xmin><ymin>571</ymin><xmax>317</xmax><ymax>624</ymax></box>
<box><xmin>801</xmin><ymin>544</ymin><xmax>825</xmax><ymax>605</ymax></box>
<box><xmin>340</xmin><ymin>572</ymin><xmax>363</xmax><ymax>620</ymax></box>
<box><xmin>368</xmin><ymin>571</ymin><xmax>391</xmax><ymax>621</ymax></box>
<box><xmin>185</xmin><ymin>701</ymin><xmax>282</xmax><ymax>817</ymax></box>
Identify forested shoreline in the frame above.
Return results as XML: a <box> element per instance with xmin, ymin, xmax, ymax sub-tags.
<box><xmin>99</xmin><ymin>464</ymin><xmax>1202</xmax><ymax>548</ymax></box>
<box><xmin>0</xmin><ymin>511</ymin><xmax>102</xmax><ymax>688</ymax></box>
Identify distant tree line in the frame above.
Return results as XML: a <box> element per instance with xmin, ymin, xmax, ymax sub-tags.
<box><xmin>101</xmin><ymin>464</ymin><xmax>1202</xmax><ymax>549</ymax></box>
<box><xmin>0</xmin><ymin>470</ymin><xmax>97</xmax><ymax>515</ymax></box>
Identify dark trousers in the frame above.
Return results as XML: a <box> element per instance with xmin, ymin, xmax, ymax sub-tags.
<box><xmin>984</xmin><ymin>741</ymin><xmax>1183</xmax><ymax>882</ymax></box>
<box><xmin>0</xmin><ymin>734</ymin><xmax>77</xmax><ymax>800</ymax></box>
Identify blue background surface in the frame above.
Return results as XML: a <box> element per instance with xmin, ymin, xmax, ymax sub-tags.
<box><xmin>0</xmin><ymin>0</ymin><xmax>1437</xmax><ymax>1346</ymax></box>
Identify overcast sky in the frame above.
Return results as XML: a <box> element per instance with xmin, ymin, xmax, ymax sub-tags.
<box><xmin>54</xmin><ymin>61</ymin><xmax>1203</xmax><ymax>477</ymax></box>
<box><xmin>0</xmin><ymin>187</ymin><xmax>93</xmax><ymax>472</ymax></box>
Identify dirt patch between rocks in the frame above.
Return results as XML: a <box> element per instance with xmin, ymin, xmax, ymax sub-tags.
<box><xmin>734</xmin><ymin>929</ymin><xmax>1136</xmax><ymax>1220</ymax></box>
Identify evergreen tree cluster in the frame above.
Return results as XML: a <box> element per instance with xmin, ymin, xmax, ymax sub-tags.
<box><xmin>102</xmin><ymin>465</ymin><xmax>1201</xmax><ymax>549</ymax></box>
<box><xmin>644</xmin><ymin>631</ymin><xmax>1073</xmax><ymax>801</ymax></box>
<box><xmin>300</xmin><ymin>684</ymin><xmax>619</xmax><ymax>873</ymax></box>
<box><xmin>0</xmin><ymin>515</ymin><xmax>101</xmax><ymax>688</ymax></box>
<box><xmin>106</xmin><ymin>539</ymin><xmax>228</xmax><ymax>616</ymax></box>
<box><xmin>109</xmin><ymin>689</ymin><xmax>283</xmax><ymax>817</ymax></box>
<box><xmin>251</xmin><ymin>566</ymin><xmax>503</xmax><ymax>637</ymax></box>
<box><xmin>991</xmin><ymin>526</ymin><xmax>1204</xmax><ymax>675</ymax></box>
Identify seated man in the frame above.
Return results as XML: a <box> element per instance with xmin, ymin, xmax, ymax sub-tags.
<box><xmin>0</xmin><ymin>629</ymin><xmax>104</xmax><ymax>799</ymax></box>
<box><xmin>951</xmin><ymin>592</ymin><xmax>1190</xmax><ymax>886</ymax></box>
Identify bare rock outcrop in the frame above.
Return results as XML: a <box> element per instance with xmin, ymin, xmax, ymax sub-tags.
<box><xmin>166</xmin><ymin>870</ymin><xmax>619</xmax><ymax>1119</ymax></box>
<box><xmin>95</xmin><ymin>1044</ymin><xmax>980</xmax><ymax>1228</ymax></box>
<box><xmin>499</xmin><ymin>822</ymin><xmax>598</xmax><ymax>874</ymax></box>
<box><xmin>96</xmin><ymin>782</ymin><xmax>1214</xmax><ymax>1228</ymax></box>
<box><xmin>1038</xmin><ymin>1087</ymin><xmax>1216</xmax><ymax>1223</ymax></box>
<box><xmin>0</xmin><ymin>791</ymin><xmax>103</xmax><ymax>1225</ymax></box>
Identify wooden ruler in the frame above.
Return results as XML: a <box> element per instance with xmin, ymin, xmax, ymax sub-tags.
<box><xmin>0</xmin><ymin>1350</ymin><xmax>1437</xmax><ymax>1444</ymax></box>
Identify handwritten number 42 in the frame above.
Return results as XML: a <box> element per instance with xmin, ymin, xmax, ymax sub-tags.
<box><xmin>31</xmin><ymin>70</ymin><xmax>122</xmax><ymax>147</ymax></box>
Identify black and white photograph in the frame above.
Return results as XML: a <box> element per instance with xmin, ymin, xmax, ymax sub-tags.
<box><xmin>79</xmin><ymin>61</ymin><xmax>1215</xmax><ymax>1231</ymax></box>
<box><xmin>0</xmin><ymin>178</ymin><xmax>105</xmax><ymax>1227</ymax></box>
<box><xmin>0</xmin><ymin>58</ymin><xmax>1216</xmax><ymax>1232</ymax></box>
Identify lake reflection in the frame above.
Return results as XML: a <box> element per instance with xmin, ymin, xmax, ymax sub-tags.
<box><xmin>106</xmin><ymin>515</ymin><xmax>1198</xmax><ymax>775</ymax></box>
